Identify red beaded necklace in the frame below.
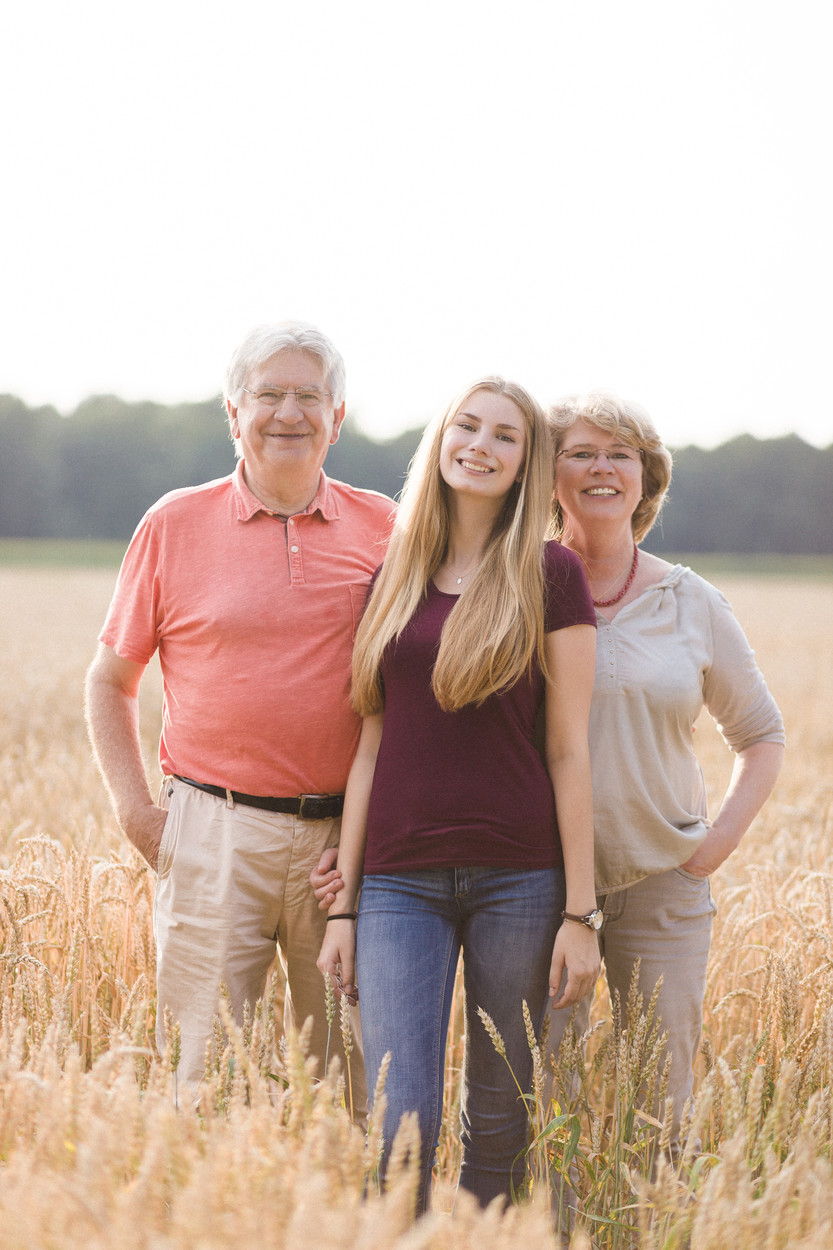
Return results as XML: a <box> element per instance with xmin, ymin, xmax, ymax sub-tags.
<box><xmin>592</xmin><ymin>544</ymin><xmax>639</xmax><ymax>607</ymax></box>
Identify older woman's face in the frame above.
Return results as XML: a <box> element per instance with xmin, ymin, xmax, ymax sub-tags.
<box><xmin>554</xmin><ymin>419</ymin><xmax>644</xmax><ymax>532</ymax></box>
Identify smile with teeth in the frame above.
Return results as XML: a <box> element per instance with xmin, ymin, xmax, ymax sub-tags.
<box><xmin>458</xmin><ymin>459</ymin><xmax>493</xmax><ymax>474</ymax></box>
<box><xmin>585</xmin><ymin>487</ymin><xmax>618</xmax><ymax>495</ymax></box>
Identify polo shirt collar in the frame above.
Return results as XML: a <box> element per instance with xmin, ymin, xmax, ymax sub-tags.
<box><xmin>231</xmin><ymin>461</ymin><xmax>340</xmax><ymax>521</ymax></box>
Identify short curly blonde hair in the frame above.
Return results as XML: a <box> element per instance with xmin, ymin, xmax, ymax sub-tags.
<box><xmin>548</xmin><ymin>391</ymin><xmax>673</xmax><ymax>543</ymax></box>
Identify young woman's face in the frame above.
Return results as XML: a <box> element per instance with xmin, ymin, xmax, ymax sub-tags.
<box><xmin>439</xmin><ymin>390</ymin><xmax>527</xmax><ymax>502</ymax></box>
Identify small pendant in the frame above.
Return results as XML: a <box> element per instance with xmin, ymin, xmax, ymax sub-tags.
<box><xmin>456</xmin><ymin>576</ymin><xmax>463</xmax><ymax>584</ymax></box>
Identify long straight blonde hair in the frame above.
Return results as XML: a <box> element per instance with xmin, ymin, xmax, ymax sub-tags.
<box><xmin>352</xmin><ymin>377</ymin><xmax>554</xmax><ymax>715</ymax></box>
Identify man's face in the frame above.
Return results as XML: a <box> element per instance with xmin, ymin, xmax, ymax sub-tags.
<box><xmin>227</xmin><ymin>349</ymin><xmax>345</xmax><ymax>484</ymax></box>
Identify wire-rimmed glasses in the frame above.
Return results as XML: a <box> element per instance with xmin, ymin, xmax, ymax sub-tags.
<box><xmin>242</xmin><ymin>386</ymin><xmax>333</xmax><ymax>412</ymax></box>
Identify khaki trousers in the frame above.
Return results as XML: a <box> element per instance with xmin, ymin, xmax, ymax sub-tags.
<box><xmin>547</xmin><ymin>865</ymin><xmax>716</xmax><ymax>1145</ymax></box>
<box><xmin>155</xmin><ymin>776</ymin><xmax>365</xmax><ymax>1108</ymax></box>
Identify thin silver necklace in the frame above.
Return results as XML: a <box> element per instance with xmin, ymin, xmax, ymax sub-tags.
<box><xmin>443</xmin><ymin>555</ymin><xmax>479</xmax><ymax>585</ymax></box>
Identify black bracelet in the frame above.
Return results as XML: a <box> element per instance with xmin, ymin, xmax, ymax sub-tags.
<box><xmin>326</xmin><ymin>912</ymin><xmax>358</xmax><ymax>922</ymax></box>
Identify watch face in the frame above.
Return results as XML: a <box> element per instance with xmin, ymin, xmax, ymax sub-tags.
<box><xmin>588</xmin><ymin>910</ymin><xmax>603</xmax><ymax>930</ymax></box>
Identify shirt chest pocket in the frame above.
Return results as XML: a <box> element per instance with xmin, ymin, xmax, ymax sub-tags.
<box><xmin>348</xmin><ymin>582</ymin><xmax>372</xmax><ymax>641</ymax></box>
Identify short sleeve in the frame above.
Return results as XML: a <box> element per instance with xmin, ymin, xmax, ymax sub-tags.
<box><xmin>99</xmin><ymin>510</ymin><xmax>164</xmax><ymax>664</ymax></box>
<box><xmin>543</xmin><ymin>540</ymin><xmax>597</xmax><ymax>633</ymax></box>
<box><xmin>702</xmin><ymin>584</ymin><xmax>785</xmax><ymax>751</ymax></box>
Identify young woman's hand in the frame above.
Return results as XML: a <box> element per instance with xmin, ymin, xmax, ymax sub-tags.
<box><xmin>549</xmin><ymin>921</ymin><xmax>601</xmax><ymax>1008</ymax></box>
<box><xmin>316</xmin><ymin>917</ymin><xmax>358</xmax><ymax>1005</ymax></box>
<box><xmin>310</xmin><ymin>846</ymin><xmax>346</xmax><ymax>910</ymax></box>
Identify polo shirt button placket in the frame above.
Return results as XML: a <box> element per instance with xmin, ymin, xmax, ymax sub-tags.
<box><xmin>287</xmin><ymin>517</ymin><xmax>303</xmax><ymax>581</ymax></box>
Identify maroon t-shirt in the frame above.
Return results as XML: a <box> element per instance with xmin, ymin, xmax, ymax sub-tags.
<box><xmin>363</xmin><ymin>541</ymin><xmax>596</xmax><ymax>873</ymax></box>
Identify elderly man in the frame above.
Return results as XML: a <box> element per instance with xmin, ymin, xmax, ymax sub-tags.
<box><xmin>85</xmin><ymin>322</ymin><xmax>394</xmax><ymax>1098</ymax></box>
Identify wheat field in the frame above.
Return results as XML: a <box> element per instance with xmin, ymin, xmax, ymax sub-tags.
<box><xmin>1</xmin><ymin>564</ymin><xmax>831</xmax><ymax>1249</ymax></box>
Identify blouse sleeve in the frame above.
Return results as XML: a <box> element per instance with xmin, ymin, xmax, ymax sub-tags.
<box><xmin>702</xmin><ymin>582</ymin><xmax>785</xmax><ymax>752</ymax></box>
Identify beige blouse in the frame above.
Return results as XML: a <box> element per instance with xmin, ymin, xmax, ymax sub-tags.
<box><xmin>590</xmin><ymin>564</ymin><xmax>785</xmax><ymax>893</ymax></box>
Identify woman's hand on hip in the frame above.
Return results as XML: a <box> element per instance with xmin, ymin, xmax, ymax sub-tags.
<box><xmin>549</xmin><ymin>921</ymin><xmax>601</xmax><ymax>1009</ymax></box>
<box><xmin>680</xmin><ymin>823</ymin><xmax>736</xmax><ymax>876</ymax></box>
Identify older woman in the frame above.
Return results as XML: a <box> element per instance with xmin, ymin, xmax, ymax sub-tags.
<box><xmin>547</xmin><ymin>391</ymin><xmax>785</xmax><ymax>1141</ymax></box>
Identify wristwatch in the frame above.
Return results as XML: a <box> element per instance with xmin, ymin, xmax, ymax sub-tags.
<box><xmin>562</xmin><ymin>908</ymin><xmax>604</xmax><ymax>931</ymax></box>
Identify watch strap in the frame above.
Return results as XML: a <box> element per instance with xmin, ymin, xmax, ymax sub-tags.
<box><xmin>562</xmin><ymin>908</ymin><xmax>603</xmax><ymax>929</ymax></box>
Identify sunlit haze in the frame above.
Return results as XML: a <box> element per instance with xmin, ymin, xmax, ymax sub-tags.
<box><xmin>2</xmin><ymin>1</ymin><xmax>831</xmax><ymax>449</ymax></box>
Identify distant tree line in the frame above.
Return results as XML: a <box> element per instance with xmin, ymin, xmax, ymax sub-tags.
<box><xmin>1</xmin><ymin>394</ymin><xmax>831</xmax><ymax>553</ymax></box>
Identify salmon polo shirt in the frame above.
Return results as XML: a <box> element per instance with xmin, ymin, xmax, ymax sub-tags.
<box><xmin>100</xmin><ymin>462</ymin><xmax>395</xmax><ymax>797</ymax></box>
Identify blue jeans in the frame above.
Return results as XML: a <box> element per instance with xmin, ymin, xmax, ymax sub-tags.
<box><xmin>358</xmin><ymin>867</ymin><xmax>565</xmax><ymax>1211</ymax></box>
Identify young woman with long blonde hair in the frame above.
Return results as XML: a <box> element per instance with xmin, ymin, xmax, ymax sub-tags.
<box><xmin>316</xmin><ymin>376</ymin><xmax>599</xmax><ymax>1211</ymax></box>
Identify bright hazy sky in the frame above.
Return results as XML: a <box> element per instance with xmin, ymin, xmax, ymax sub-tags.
<box><xmin>3</xmin><ymin>1</ymin><xmax>831</xmax><ymax>449</ymax></box>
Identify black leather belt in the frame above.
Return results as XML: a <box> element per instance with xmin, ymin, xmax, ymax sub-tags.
<box><xmin>176</xmin><ymin>777</ymin><xmax>344</xmax><ymax>820</ymax></box>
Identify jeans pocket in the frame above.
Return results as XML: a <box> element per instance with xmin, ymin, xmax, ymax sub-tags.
<box><xmin>673</xmin><ymin>865</ymin><xmax>711</xmax><ymax>884</ymax></box>
<box><xmin>671</xmin><ymin>865</ymin><xmax>717</xmax><ymax>918</ymax></box>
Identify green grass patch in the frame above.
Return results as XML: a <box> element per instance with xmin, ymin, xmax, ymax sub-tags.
<box><xmin>654</xmin><ymin>552</ymin><xmax>833</xmax><ymax>580</ymax></box>
<box><xmin>0</xmin><ymin>539</ymin><xmax>128</xmax><ymax>568</ymax></box>
<box><xmin>2</xmin><ymin>540</ymin><xmax>831</xmax><ymax>579</ymax></box>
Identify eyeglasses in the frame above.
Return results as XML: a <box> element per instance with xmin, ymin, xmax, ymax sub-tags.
<box><xmin>556</xmin><ymin>446</ymin><xmax>643</xmax><ymax>466</ymax></box>
<box><xmin>242</xmin><ymin>386</ymin><xmax>333</xmax><ymax>412</ymax></box>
